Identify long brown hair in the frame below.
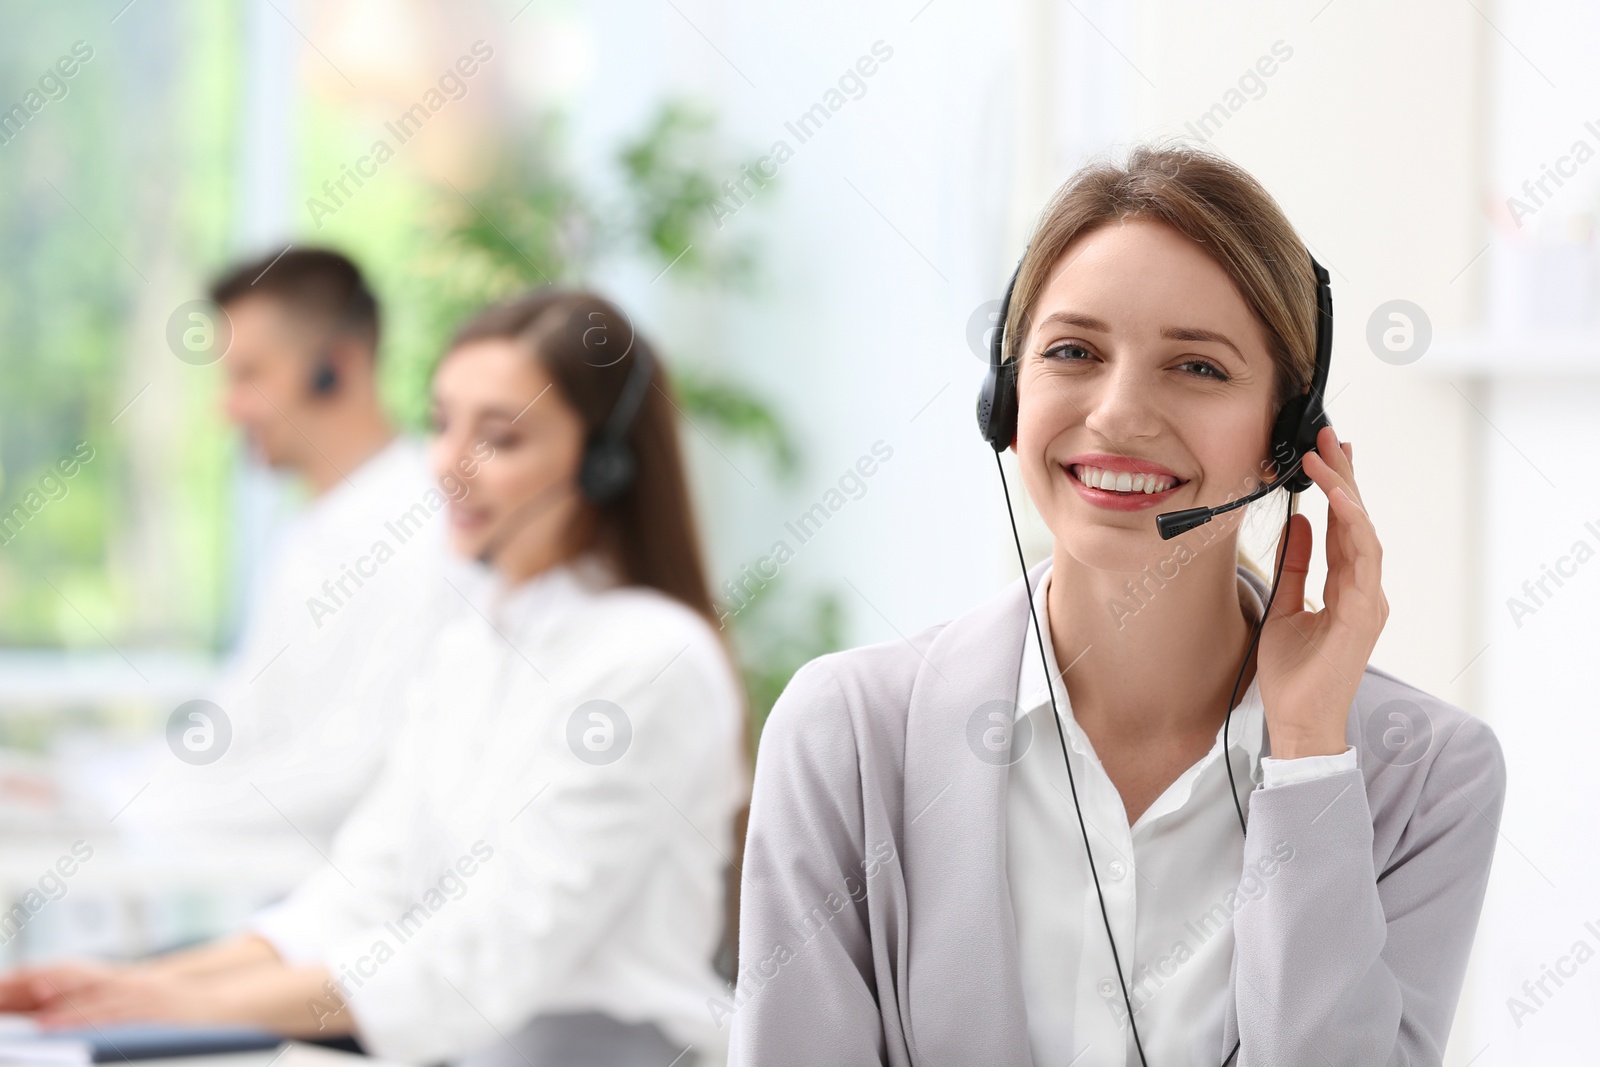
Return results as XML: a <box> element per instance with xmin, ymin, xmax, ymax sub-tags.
<box><xmin>446</xmin><ymin>287</ymin><xmax>752</xmax><ymax>976</ymax></box>
<box><xmin>1005</xmin><ymin>139</ymin><xmax>1321</xmax><ymax>584</ymax></box>
<box><xmin>448</xmin><ymin>289</ymin><xmax>718</xmax><ymax>622</ymax></box>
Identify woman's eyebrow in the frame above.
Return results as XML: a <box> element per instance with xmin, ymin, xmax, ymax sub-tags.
<box><xmin>1037</xmin><ymin>311</ymin><xmax>1113</xmax><ymax>333</ymax></box>
<box><xmin>446</xmin><ymin>406</ymin><xmax>525</xmax><ymax>430</ymax></box>
<box><xmin>1161</xmin><ymin>325</ymin><xmax>1243</xmax><ymax>359</ymax></box>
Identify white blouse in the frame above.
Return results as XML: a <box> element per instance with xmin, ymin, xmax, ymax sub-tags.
<box><xmin>251</xmin><ymin>552</ymin><xmax>748</xmax><ymax>1065</ymax></box>
<box><xmin>1006</xmin><ymin>562</ymin><xmax>1356</xmax><ymax>1066</ymax></box>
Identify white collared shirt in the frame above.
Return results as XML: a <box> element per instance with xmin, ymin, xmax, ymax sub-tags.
<box><xmin>1006</xmin><ymin>561</ymin><xmax>1356</xmax><ymax>1066</ymax></box>
<box><xmin>119</xmin><ymin>435</ymin><xmax>454</xmax><ymax>848</ymax></box>
<box><xmin>252</xmin><ymin>551</ymin><xmax>748</xmax><ymax>1066</ymax></box>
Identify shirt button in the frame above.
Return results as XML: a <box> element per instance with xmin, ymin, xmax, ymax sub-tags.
<box><xmin>1107</xmin><ymin>859</ymin><xmax>1127</xmax><ymax>881</ymax></box>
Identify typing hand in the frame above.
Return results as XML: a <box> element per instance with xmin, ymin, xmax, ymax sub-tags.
<box><xmin>0</xmin><ymin>960</ymin><xmax>121</xmax><ymax>1014</ymax></box>
<box><xmin>30</xmin><ymin>967</ymin><xmax>219</xmax><ymax>1028</ymax></box>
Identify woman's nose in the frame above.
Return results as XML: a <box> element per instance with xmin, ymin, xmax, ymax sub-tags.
<box><xmin>1082</xmin><ymin>365</ymin><xmax>1162</xmax><ymax>441</ymax></box>
<box><xmin>431</xmin><ymin>429</ymin><xmax>472</xmax><ymax>484</ymax></box>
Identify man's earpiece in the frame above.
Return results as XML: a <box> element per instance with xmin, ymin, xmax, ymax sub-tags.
<box><xmin>308</xmin><ymin>351</ymin><xmax>340</xmax><ymax>398</ymax></box>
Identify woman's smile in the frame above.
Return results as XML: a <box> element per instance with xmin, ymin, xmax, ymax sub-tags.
<box><xmin>1061</xmin><ymin>451</ymin><xmax>1190</xmax><ymax>511</ymax></box>
<box><xmin>447</xmin><ymin>500</ymin><xmax>492</xmax><ymax>533</ymax></box>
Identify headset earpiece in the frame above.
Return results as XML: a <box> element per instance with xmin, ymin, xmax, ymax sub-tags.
<box><xmin>1268</xmin><ymin>394</ymin><xmax>1309</xmax><ymax>493</ymax></box>
<box><xmin>578</xmin><ymin>440</ymin><xmax>637</xmax><ymax>505</ymax></box>
<box><xmin>308</xmin><ymin>354</ymin><xmax>340</xmax><ymax>398</ymax></box>
<box><xmin>977</xmin><ymin>357</ymin><xmax>1018</xmax><ymax>453</ymax></box>
<box><xmin>577</xmin><ymin>343</ymin><xmax>657</xmax><ymax>506</ymax></box>
<box><xmin>977</xmin><ymin>255</ymin><xmax>1026</xmax><ymax>452</ymax></box>
<box><xmin>1266</xmin><ymin>256</ymin><xmax>1333</xmax><ymax>495</ymax></box>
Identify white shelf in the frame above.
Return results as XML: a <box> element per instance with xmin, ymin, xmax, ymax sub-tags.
<box><xmin>1422</xmin><ymin>331</ymin><xmax>1600</xmax><ymax>376</ymax></box>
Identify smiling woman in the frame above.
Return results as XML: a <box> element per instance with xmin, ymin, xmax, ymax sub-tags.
<box><xmin>729</xmin><ymin>141</ymin><xmax>1505</xmax><ymax>1067</ymax></box>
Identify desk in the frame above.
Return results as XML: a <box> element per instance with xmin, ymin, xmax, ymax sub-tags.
<box><xmin>132</xmin><ymin>1053</ymin><xmax>287</xmax><ymax>1067</ymax></box>
<box><xmin>130</xmin><ymin>1044</ymin><xmax>400</xmax><ymax>1067</ymax></box>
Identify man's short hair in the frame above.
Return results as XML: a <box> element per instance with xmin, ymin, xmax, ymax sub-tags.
<box><xmin>208</xmin><ymin>247</ymin><xmax>380</xmax><ymax>355</ymax></box>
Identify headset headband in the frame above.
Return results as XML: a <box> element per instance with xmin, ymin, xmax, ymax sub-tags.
<box><xmin>595</xmin><ymin>344</ymin><xmax>655</xmax><ymax>448</ymax></box>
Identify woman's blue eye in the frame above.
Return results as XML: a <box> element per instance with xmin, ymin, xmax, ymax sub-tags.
<box><xmin>1180</xmin><ymin>359</ymin><xmax>1229</xmax><ymax>381</ymax></box>
<box><xmin>1043</xmin><ymin>343</ymin><xmax>1091</xmax><ymax>361</ymax></box>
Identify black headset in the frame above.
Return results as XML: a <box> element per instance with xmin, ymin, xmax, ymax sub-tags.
<box><xmin>976</xmin><ymin>242</ymin><xmax>1334</xmax><ymax>1067</ymax></box>
<box><xmin>308</xmin><ymin>357</ymin><xmax>340</xmax><ymax>397</ymax></box>
<box><xmin>577</xmin><ymin>342</ymin><xmax>656</xmax><ymax>505</ymax></box>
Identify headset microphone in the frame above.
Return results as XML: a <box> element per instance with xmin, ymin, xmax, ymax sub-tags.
<box><xmin>474</xmin><ymin>476</ymin><xmax>581</xmax><ymax>567</ymax></box>
<box><xmin>1153</xmin><ymin>461</ymin><xmax>1300</xmax><ymax>540</ymax></box>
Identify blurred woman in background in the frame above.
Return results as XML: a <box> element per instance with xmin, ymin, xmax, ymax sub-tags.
<box><xmin>0</xmin><ymin>291</ymin><xmax>750</xmax><ymax>1067</ymax></box>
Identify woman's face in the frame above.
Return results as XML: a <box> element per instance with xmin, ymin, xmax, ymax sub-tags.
<box><xmin>429</xmin><ymin>339</ymin><xmax>588</xmax><ymax>573</ymax></box>
<box><xmin>1014</xmin><ymin>217</ymin><xmax>1280</xmax><ymax>570</ymax></box>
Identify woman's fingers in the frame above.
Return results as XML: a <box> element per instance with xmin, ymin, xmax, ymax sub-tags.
<box><xmin>1269</xmin><ymin>513</ymin><xmax>1313</xmax><ymax>621</ymax></box>
<box><xmin>1304</xmin><ymin>444</ymin><xmax>1364</xmax><ymax>568</ymax></box>
<box><xmin>1301</xmin><ymin>450</ymin><xmax>1350</xmax><ymax>584</ymax></box>
<box><xmin>1304</xmin><ymin>428</ymin><xmax>1360</xmax><ymax>504</ymax></box>
<box><xmin>1299</xmin><ymin>431</ymin><xmax>1384</xmax><ymax>631</ymax></box>
<box><xmin>1305</xmin><ymin>435</ymin><xmax>1356</xmax><ymax>502</ymax></box>
<box><xmin>34</xmin><ymin>984</ymin><xmax>123</xmax><ymax>1026</ymax></box>
<box><xmin>1317</xmin><ymin>427</ymin><xmax>1361</xmax><ymax>503</ymax></box>
<box><xmin>1328</xmin><ymin>486</ymin><xmax>1386</xmax><ymax>629</ymax></box>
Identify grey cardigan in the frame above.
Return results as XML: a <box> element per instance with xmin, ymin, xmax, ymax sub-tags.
<box><xmin>727</xmin><ymin>559</ymin><xmax>1506</xmax><ymax>1066</ymax></box>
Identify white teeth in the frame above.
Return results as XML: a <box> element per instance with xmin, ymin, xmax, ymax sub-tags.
<box><xmin>1071</xmin><ymin>465</ymin><xmax>1179</xmax><ymax>494</ymax></box>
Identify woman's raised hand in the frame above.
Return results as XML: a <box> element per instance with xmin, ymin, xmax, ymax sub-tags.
<box><xmin>1257</xmin><ymin>425</ymin><xmax>1389</xmax><ymax>760</ymax></box>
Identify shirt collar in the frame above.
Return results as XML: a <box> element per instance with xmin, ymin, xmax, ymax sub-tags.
<box><xmin>487</xmin><ymin>548</ymin><xmax>621</xmax><ymax>633</ymax></box>
<box><xmin>1014</xmin><ymin>560</ymin><xmax>1269</xmax><ymax>773</ymax></box>
<box><xmin>305</xmin><ymin>434</ymin><xmax>418</xmax><ymax>514</ymax></box>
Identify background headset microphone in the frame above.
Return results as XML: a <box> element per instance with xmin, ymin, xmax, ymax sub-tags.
<box><xmin>975</xmin><ymin>245</ymin><xmax>1333</xmax><ymax>1067</ymax></box>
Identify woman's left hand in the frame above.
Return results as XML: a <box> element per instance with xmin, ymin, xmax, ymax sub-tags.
<box><xmin>1256</xmin><ymin>425</ymin><xmax>1389</xmax><ymax>760</ymax></box>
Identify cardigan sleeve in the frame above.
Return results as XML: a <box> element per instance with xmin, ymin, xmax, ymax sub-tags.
<box><xmin>1230</xmin><ymin>713</ymin><xmax>1506</xmax><ymax>1065</ymax></box>
<box><xmin>727</xmin><ymin>657</ymin><xmax>890</xmax><ymax>1067</ymax></box>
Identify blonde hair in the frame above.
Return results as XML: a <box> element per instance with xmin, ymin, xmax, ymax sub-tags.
<box><xmin>1005</xmin><ymin>138</ymin><xmax>1318</xmax><ymax>582</ymax></box>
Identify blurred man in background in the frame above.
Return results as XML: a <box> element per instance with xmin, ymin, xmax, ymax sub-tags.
<box><xmin>118</xmin><ymin>248</ymin><xmax>452</xmax><ymax>852</ymax></box>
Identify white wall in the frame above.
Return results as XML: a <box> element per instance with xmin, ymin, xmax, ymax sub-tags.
<box><xmin>572</xmin><ymin>0</ymin><xmax>1033</xmax><ymax>633</ymax></box>
<box><xmin>1440</xmin><ymin>0</ymin><xmax>1600</xmax><ymax>1058</ymax></box>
